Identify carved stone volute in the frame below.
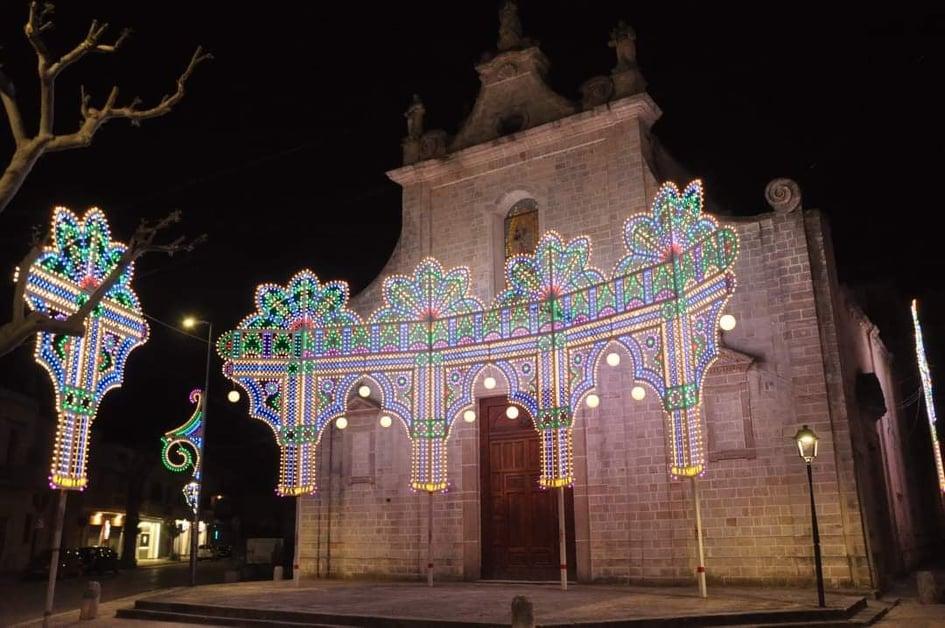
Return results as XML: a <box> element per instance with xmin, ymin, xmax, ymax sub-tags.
<box><xmin>764</xmin><ymin>178</ymin><xmax>802</xmax><ymax>213</ymax></box>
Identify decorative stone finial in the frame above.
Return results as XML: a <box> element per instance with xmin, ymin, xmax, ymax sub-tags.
<box><xmin>498</xmin><ymin>1</ymin><xmax>525</xmax><ymax>52</ymax></box>
<box><xmin>764</xmin><ymin>178</ymin><xmax>802</xmax><ymax>213</ymax></box>
<box><xmin>404</xmin><ymin>94</ymin><xmax>425</xmax><ymax>140</ymax></box>
<box><xmin>608</xmin><ymin>20</ymin><xmax>638</xmax><ymax>73</ymax></box>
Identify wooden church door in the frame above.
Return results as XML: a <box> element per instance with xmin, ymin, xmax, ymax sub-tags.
<box><xmin>479</xmin><ymin>395</ymin><xmax>575</xmax><ymax>580</ymax></box>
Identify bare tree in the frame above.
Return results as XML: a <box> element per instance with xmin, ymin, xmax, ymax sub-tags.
<box><xmin>0</xmin><ymin>210</ymin><xmax>205</xmax><ymax>358</ymax></box>
<box><xmin>0</xmin><ymin>1</ymin><xmax>211</xmax><ymax>215</ymax></box>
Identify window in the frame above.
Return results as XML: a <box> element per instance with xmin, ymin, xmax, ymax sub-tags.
<box><xmin>504</xmin><ymin>198</ymin><xmax>539</xmax><ymax>261</ymax></box>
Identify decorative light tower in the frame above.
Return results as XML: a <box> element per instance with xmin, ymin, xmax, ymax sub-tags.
<box><xmin>182</xmin><ymin>316</ymin><xmax>213</xmax><ymax>586</ymax></box>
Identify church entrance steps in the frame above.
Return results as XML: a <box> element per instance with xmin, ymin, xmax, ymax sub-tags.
<box><xmin>113</xmin><ymin>580</ymin><xmax>884</xmax><ymax>627</ymax></box>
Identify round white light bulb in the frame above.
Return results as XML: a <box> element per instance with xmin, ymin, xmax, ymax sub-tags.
<box><xmin>631</xmin><ymin>385</ymin><xmax>646</xmax><ymax>401</ymax></box>
<box><xmin>335</xmin><ymin>416</ymin><xmax>348</xmax><ymax>429</ymax></box>
<box><xmin>483</xmin><ymin>376</ymin><xmax>497</xmax><ymax>390</ymax></box>
<box><xmin>358</xmin><ymin>384</ymin><xmax>371</xmax><ymax>398</ymax></box>
<box><xmin>719</xmin><ymin>314</ymin><xmax>737</xmax><ymax>331</ymax></box>
<box><xmin>463</xmin><ymin>409</ymin><xmax>476</xmax><ymax>423</ymax></box>
<box><xmin>505</xmin><ymin>405</ymin><xmax>519</xmax><ymax>419</ymax></box>
<box><xmin>227</xmin><ymin>390</ymin><xmax>240</xmax><ymax>403</ymax></box>
<box><xmin>379</xmin><ymin>415</ymin><xmax>392</xmax><ymax>428</ymax></box>
<box><xmin>586</xmin><ymin>394</ymin><xmax>600</xmax><ymax>408</ymax></box>
<box><xmin>606</xmin><ymin>352</ymin><xmax>621</xmax><ymax>367</ymax></box>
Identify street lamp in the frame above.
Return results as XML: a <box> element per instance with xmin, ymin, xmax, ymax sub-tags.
<box><xmin>794</xmin><ymin>424</ymin><xmax>825</xmax><ymax>607</ymax></box>
<box><xmin>182</xmin><ymin>316</ymin><xmax>213</xmax><ymax>587</ymax></box>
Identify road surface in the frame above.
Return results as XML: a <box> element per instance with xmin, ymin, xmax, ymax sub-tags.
<box><xmin>0</xmin><ymin>558</ymin><xmax>238</xmax><ymax>626</ymax></box>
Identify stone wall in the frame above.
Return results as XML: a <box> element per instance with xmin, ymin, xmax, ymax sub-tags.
<box><xmin>296</xmin><ymin>96</ymin><xmax>897</xmax><ymax>588</ymax></box>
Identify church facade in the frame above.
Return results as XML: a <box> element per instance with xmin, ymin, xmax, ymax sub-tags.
<box><xmin>297</xmin><ymin>5</ymin><xmax>923</xmax><ymax>588</ymax></box>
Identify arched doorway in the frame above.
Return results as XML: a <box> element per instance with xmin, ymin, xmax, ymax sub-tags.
<box><xmin>479</xmin><ymin>395</ymin><xmax>575</xmax><ymax>580</ymax></box>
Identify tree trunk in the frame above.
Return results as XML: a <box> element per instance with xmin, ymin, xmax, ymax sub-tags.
<box><xmin>120</xmin><ymin>479</ymin><xmax>145</xmax><ymax>568</ymax></box>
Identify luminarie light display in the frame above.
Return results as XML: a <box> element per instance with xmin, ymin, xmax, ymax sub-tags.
<box><xmin>218</xmin><ymin>180</ymin><xmax>739</xmax><ymax>495</ymax></box>
<box><xmin>161</xmin><ymin>389</ymin><xmax>206</xmax><ymax>510</ymax></box>
<box><xmin>911</xmin><ymin>299</ymin><xmax>945</xmax><ymax>492</ymax></box>
<box><xmin>24</xmin><ymin>208</ymin><xmax>149</xmax><ymax>490</ymax></box>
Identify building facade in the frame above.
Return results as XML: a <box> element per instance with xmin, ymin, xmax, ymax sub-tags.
<box><xmin>297</xmin><ymin>4</ymin><xmax>928</xmax><ymax>588</ymax></box>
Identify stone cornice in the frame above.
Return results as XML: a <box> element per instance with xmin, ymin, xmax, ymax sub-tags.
<box><xmin>387</xmin><ymin>94</ymin><xmax>662</xmax><ymax>187</ymax></box>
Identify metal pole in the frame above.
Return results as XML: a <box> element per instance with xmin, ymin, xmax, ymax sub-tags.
<box><xmin>558</xmin><ymin>485</ymin><xmax>568</xmax><ymax>591</ymax></box>
<box><xmin>191</xmin><ymin>321</ymin><xmax>213</xmax><ymax>587</ymax></box>
<box><xmin>692</xmin><ymin>476</ymin><xmax>707</xmax><ymax>598</ymax></box>
<box><xmin>807</xmin><ymin>462</ymin><xmax>826</xmax><ymax>607</ymax></box>
<box><xmin>294</xmin><ymin>495</ymin><xmax>302</xmax><ymax>586</ymax></box>
<box><xmin>43</xmin><ymin>489</ymin><xmax>67</xmax><ymax>627</ymax></box>
<box><xmin>427</xmin><ymin>490</ymin><xmax>434</xmax><ymax>587</ymax></box>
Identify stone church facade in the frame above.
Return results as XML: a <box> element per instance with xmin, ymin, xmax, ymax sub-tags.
<box><xmin>298</xmin><ymin>5</ymin><xmax>923</xmax><ymax>588</ymax></box>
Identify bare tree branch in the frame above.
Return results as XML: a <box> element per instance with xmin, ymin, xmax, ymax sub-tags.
<box><xmin>43</xmin><ymin>46</ymin><xmax>210</xmax><ymax>150</ymax></box>
<box><xmin>0</xmin><ymin>80</ymin><xmax>27</xmax><ymax>145</ymax></box>
<box><xmin>0</xmin><ymin>211</ymin><xmax>205</xmax><ymax>358</ymax></box>
<box><xmin>0</xmin><ymin>2</ymin><xmax>210</xmax><ymax>215</ymax></box>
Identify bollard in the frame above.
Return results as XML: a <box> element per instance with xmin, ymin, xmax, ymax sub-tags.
<box><xmin>273</xmin><ymin>565</ymin><xmax>284</xmax><ymax>581</ymax></box>
<box><xmin>510</xmin><ymin>595</ymin><xmax>534</xmax><ymax>628</ymax></box>
<box><xmin>78</xmin><ymin>581</ymin><xmax>101</xmax><ymax>621</ymax></box>
<box><xmin>917</xmin><ymin>571</ymin><xmax>940</xmax><ymax>604</ymax></box>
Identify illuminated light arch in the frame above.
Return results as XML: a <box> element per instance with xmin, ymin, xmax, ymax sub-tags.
<box><xmin>24</xmin><ymin>207</ymin><xmax>149</xmax><ymax>490</ymax></box>
<box><xmin>218</xmin><ymin>179</ymin><xmax>739</xmax><ymax>493</ymax></box>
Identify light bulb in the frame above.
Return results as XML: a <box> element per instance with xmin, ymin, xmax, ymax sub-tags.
<box><xmin>227</xmin><ymin>390</ymin><xmax>240</xmax><ymax>403</ymax></box>
<box><xmin>358</xmin><ymin>384</ymin><xmax>371</xmax><ymax>398</ymax></box>
<box><xmin>335</xmin><ymin>417</ymin><xmax>348</xmax><ymax>429</ymax></box>
<box><xmin>484</xmin><ymin>376</ymin><xmax>497</xmax><ymax>390</ymax></box>
<box><xmin>505</xmin><ymin>405</ymin><xmax>519</xmax><ymax>419</ymax></box>
<box><xmin>586</xmin><ymin>394</ymin><xmax>600</xmax><ymax>408</ymax></box>
<box><xmin>720</xmin><ymin>314</ymin><xmax>737</xmax><ymax>331</ymax></box>
<box><xmin>379</xmin><ymin>415</ymin><xmax>392</xmax><ymax>428</ymax></box>
<box><xmin>631</xmin><ymin>385</ymin><xmax>646</xmax><ymax>401</ymax></box>
<box><xmin>463</xmin><ymin>409</ymin><xmax>476</xmax><ymax>423</ymax></box>
<box><xmin>606</xmin><ymin>352</ymin><xmax>621</xmax><ymax>367</ymax></box>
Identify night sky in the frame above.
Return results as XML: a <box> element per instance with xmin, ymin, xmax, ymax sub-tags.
<box><xmin>1</xmin><ymin>2</ymin><xmax>943</xmax><ymax>495</ymax></box>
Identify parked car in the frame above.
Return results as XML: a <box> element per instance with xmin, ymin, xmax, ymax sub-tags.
<box><xmin>78</xmin><ymin>546</ymin><xmax>119</xmax><ymax>574</ymax></box>
<box><xmin>197</xmin><ymin>544</ymin><xmax>215</xmax><ymax>560</ymax></box>
<box><xmin>25</xmin><ymin>548</ymin><xmax>84</xmax><ymax>580</ymax></box>
<box><xmin>211</xmin><ymin>544</ymin><xmax>232</xmax><ymax>558</ymax></box>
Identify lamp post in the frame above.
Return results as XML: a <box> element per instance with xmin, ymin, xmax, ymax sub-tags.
<box><xmin>794</xmin><ymin>424</ymin><xmax>825</xmax><ymax>607</ymax></box>
<box><xmin>182</xmin><ymin>317</ymin><xmax>213</xmax><ymax>587</ymax></box>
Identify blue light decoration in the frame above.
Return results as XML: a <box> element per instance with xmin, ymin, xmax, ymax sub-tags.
<box><xmin>24</xmin><ymin>208</ymin><xmax>149</xmax><ymax>490</ymax></box>
<box><xmin>218</xmin><ymin>180</ymin><xmax>739</xmax><ymax>495</ymax></box>
<box><xmin>161</xmin><ymin>389</ymin><xmax>206</xmax><ymax>510</ymax></box>
<box><xmin>911</xmin><ymin>299</ymin><xmax>945</xmax><ymax>492</ymax></box>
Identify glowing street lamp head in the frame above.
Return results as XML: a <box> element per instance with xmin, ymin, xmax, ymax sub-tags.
<box><xmin>793</xmin><ymin>425</ymin><xmax>819</xmax><ymax>463</ymax></box>
<box><xmin>227</xmin><ymin>390</ymin><xmax>241</xmax><ymax>403</ymax></box>
<box><xmin>586</xmin><ymin>393</ymin><xmax>600</xmax><ymax>408</ymax></box>
<box><xmin>335</xmin><ymin>416</ymin><xmax>348</xmax><ymax>430</ymax></box>
<box><xmin>483</xmin><ymin>376</ymin><xmax>497</xmax><ymax>390</ymax></box>
<box><xmin>631</xmin><ymin>385</ymin><xmax>646</xmax><ymax>401</ymax></box>
<box><xmin>358</xmin><ymin>384</ymin><xmax>372</xmax><ymax>398</ymax></box>
<box><xmin>505</xmin><ymin>405</ymin><xmax>519</xmax><ymax>420</ymax></box>
<box><xmin>379</xmin><ymin>415</ymin><xmax>392</xmax><ymax>428</ymax></box>
<box><xmin>463</xmin><ymin>409</ymin><xmax>476</xmax><ymax>423</ymax></box>
<box><xmin>606</xmin><ymin>352</ymin><xmax>621</xmax><ymax>367</ymax></box>
<box><xmin>719</xmin><ymin>314</ymin><xmax>737</xmax><ymax>331</ymax></box>
<box><xmin>182</xmin><ymin>316</ymin><xmax>198</xmax><ymax>329</ymax></box>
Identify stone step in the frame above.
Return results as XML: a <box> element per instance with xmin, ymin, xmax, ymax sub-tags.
<box><xmin>116</xmin><ymin>596</ymin><xmax>872</xmax><ymax>628</ymax></box>
<box><xmin>116</xmin><ymin>606</ymin><xmax>356</xmax><ymax>627</ymax></box>
<box><xmin>735</xmin><ymin>598</ymin><xmax>896</xmax><ymax>627</ymax></box>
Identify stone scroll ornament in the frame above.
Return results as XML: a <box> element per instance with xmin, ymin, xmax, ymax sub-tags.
<box><xmin>24</xmin><ymin>208</ymin><xmax>149</xmax><ymax>490</ymax></box>
<box><xmin>218</xmin><ymin>180</ymin><xmax>739</xmax><ymax>496</ymax></box>
<box><xmin>161</xmin><ymin>389</ymin><xmax>205</xmax><ymax>512</ymax></box>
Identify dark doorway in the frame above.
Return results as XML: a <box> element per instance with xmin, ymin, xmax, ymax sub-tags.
<box><xmin>479</xmin><ymin>395</ymin><xmax>576</xmax><ymax>580</ymax></box>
